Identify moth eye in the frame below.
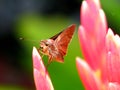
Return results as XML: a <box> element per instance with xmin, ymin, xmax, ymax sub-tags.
<box><xmin>45</xmin><ymin>43</ymin><xmax>49</xmax><ymax>46</ymax></box>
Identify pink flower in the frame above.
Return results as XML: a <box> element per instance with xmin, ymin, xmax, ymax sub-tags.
<box><xmin>32</xmin><ymin>47</ymin><xmax>54</xmax><ymax>90</ymax></box>
<box><xmin>76</xmin><ymin>0</ymin><xmax>120</xmax><ymax>90</ymax></box>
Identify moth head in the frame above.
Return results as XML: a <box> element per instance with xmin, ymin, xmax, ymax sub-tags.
<box><xmin>40</xmin><ymin>40</ymin><xmax>47</xmax><ymax>51</ymax></box>
<box><xmin>40</xmin><ymin>39</ymin><xmax>54</xmax><ymax>52</ymax></box>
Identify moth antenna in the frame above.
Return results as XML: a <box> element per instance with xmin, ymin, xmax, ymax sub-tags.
<box><xmin>19</xmin><ymin>37</ymin><xmax>24</xmax><ymax>40</ymax></box>
<box><xmin>19</xmin><ymin>37</ymin><xmax>39</xmax><ymax>43</ymax></box>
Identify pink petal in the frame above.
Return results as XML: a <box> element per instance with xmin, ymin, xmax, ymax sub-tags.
<box><xmin>86</xmin><ymin>0</ymin><xmax>100</xmax><ymax>9</ymax></box>
<box><xmin>81</xmin><ymin>0</ymin><xmax>107</xmax><ymax>35</ymax></box>
<box><xmin>79</xmin><ymin>0</ymin><xmax>107</xmax><ymax>70</ymax></box>
<box><xmin>107</xmin><ymin>82</ymin><xmax>120</xmax><ymax>90</ymax></box>
<box><xmin>78</xmin><ymin>25</ymin><xmax>98</xmax><ymax>69</ymax></box>
<box><xmin>32</xmin><ymin>47</ymin><xmax>54</xmax><ymax>90</ymax></box>
<box><xmin>76</xmin><ymin>57</ymin><xmax>101</xmax><ymax>90</ymax></box>
<box><xmin>106</xmin><ymin>29</ymin><xmax>120</xmax><ymax>83</ymax></box>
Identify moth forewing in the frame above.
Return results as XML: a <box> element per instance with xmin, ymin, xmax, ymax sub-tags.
<box><xmin>54</xmin><ymin>24</ymin><xmax>76</xmax><ymax>56</ymax></box>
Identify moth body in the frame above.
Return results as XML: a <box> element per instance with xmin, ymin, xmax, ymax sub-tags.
<box><xmin>39</xmin><ymin>24</ymin><xmax>76</xmax><ymax>64</ymax></box>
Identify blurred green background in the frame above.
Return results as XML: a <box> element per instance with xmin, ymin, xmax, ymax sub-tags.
<box><xmin>0</xmin><ymin>0</ymin><xmax>120</xmax><ymax>90</ymax></box>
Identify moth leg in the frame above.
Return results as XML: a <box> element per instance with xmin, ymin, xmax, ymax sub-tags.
<box><xmin>44</xmin><ymin>56</ymin><xmax>51</xmax><ymax>73</ymax></box>
<box><xmin>40</xmin><ymin>52</ymin><xmax>44</xmax><ymax>58</ymax></box>
<box><xmin>37</xmin><ymin>48</ymin><xmax>41</xmax><ymax>53</ymax></box>
<box><xmin>46</xmin><ymin>56</ymin><xmax>53</xmax><ymax>68</ymax></box>
<box><xmin>37</xmin><ymin>48</ymin><xmax>44</xmax><ymax>58</ymax></box>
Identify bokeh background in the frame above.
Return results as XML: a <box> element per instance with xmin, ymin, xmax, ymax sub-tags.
<box><xmin>0</xmin><ymin>0</ymin><xmax>120</xmax><ymax>90</ymax></box>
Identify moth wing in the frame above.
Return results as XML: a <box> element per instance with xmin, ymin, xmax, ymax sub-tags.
<box><xmin>54</xmin><ymin>24</ymin><xmax>76</xmax><ymax>56</ymax></box>
<box><xmin>55</xmin><ymin>53</ymin><xmax>64</xmax><ymax>63</ymax></box>
<box><xmin>50</xmin><ymin>31</ymin><xmax>62</xmax><ymax>40</ymax></box>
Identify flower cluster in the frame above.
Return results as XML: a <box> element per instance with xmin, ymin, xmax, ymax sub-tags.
<box><xmin>76</xmin><ymin>0</ymin><xmax>120</xmax><ymax>90</ymax></box>
<box><xmin>32</xmin><ymin>0</ymin><xmax>120</xmax><ymax>90</ymax></box>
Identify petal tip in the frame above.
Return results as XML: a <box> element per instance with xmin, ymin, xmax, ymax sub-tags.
<box><xmin>32</xmin><ymin>46</ymin><xmax>42</xmax><ymax>61</ymax></box>
<box><xmin>76</xmin><ymin>57</ymin><xmax>82</xmax><ymax>65</ymax></box>
<box><xmin>76</xmin><ymin>56</ymin><xmax>80</xmax><ymax>61</ymax></box>
<box><xmin>33</xmin><ymin>46</ymin><xmax>39</xmax><ymax>56</ymax></box>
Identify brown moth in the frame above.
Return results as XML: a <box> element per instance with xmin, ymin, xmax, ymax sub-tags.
<box><xmin>39</xmin><ymin>24</ymin><xmax>76</xmax><ymax>65</ymax></box>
